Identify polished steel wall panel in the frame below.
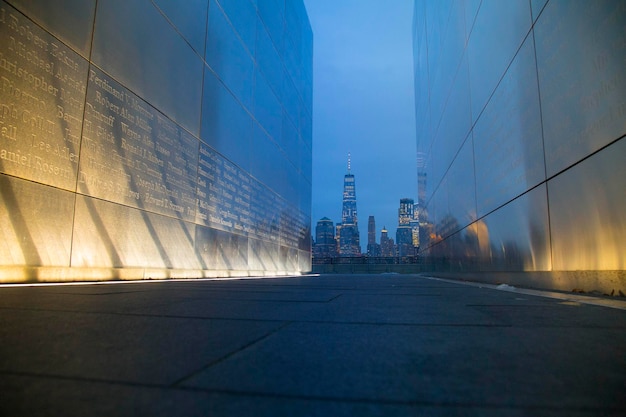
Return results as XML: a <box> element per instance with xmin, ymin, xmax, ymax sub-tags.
<box><xmin>430</xmin><ymin>54</ymin><xmax>472</xmax><ymax>189</ymax></box>
<box><xmin>78</xmin><ymin>68</ymin><xmax>198</xmax><ymax>223</ymax></box>
<box><xmin>257</xmin><ymin>0</ymin><xmax>285</xmax><ymax>52</ymax></box>
<box><xmin>299</xmin><ymin>98</ymin><xmax>312</xmax><ymax>150</ymax></box>
<box><xmin>206</xmin><ymin>0</ymin><xmax>254</xmax><ymax>111</ymax></box>
<box><xmin>218</xmin><ymin>0</ymin><xmax>257</xmax><ymax>56</ymax></box>
<box><xmin>200</xmin><ymin>68</ymin><xmax>252</xmax><ymax>172</ymax></box>
<box><xmin>430</xmin><ymin>177</ymin><xmax>448</xmax><ymax>242</ymax></box>
<box><xmin>195</xmin><ymin>142</ymin><xmax>250</xmax><ymax>236</ymax></box>
<box><xmin>6</xmin><ymin>0</ymin><xmax>96</xmax><ymax>58</ymax></box>
<box><xmin>414</xmin><ymin>0</ymin><xmax>624</xmax><ymax>282</ymax></box>
<box><xmin>473</xmin><ymin>36</ymin><xmax>545</xmax><ymax>218</ymax></box>
<box><xmin>446</xmin><ymin>136</ymin><xmax>476</xmax><ymax>232</ymax></box>
<box><xmin>195</xmin><ymin>224</ymin><xmax>247</xmax><ymax>270</ymax></box>
<box><xmin>281</xmin><ymin>74</ymin><xmax>300</xmax><ymax>139</ymax></box>
<box><xmin>300</xmin><ymin>140</ymin><xmax>312</xmax><ymax>183</ymax></box>
<box><xmin>549</xmin><ymin>138</ymin><xmax>626</xmax><ymax>270</ymax></box>
<box><xmin>253</xmin><ymin>68</ymin><xmax>282</xmax><ymax>144</ymax></box>
<box><xmin>250</xmin><ymin>122</ymin><xmax>281</xmax><ymax>191</ymax></box>
<box><xmin>0</xmin><ymin>174</ymin><xmax>74</xmax><ymax>266</ymax></box>
<box><xmin>423</xmin><ymin>1</ymin><xmax>453</xmax><ymax>126</ymax></box>
<box><xmin>300</xmin><ymin>176</ymin><xmax>312</xmax><ymax>217</ymax></box>
<box><xmin>72</xmin><ymin>195</ymin><xmax>199</xmax><ymax>269</ymax></box>
<box><xmin>300</xmin><ymin>34</ymin><xmax>313</xmax><ymax>116</ymax></box>
<box><xmin>298</xmin><ymin>249</ymin><xmax>311</xmax><ymax>272</ymax></box>
<box><xmin>428</xmin><ymin>1</ymin><xmax>466</xmax><ymax>125</ymax></box>
<box><xmin>478</xmin><ymin>185</ymin><xmax>551</xmax><ymax>271</ymax></box>
<box><xmin>412</xmin><ymin>7</ymin><xmax>431</xmax><ymax>155</ymax></box>
<box><xmin>0</xmin><ymin>0</ymin><xmax>311</xmax><ymax>280</ymax></box>
<box><xmin>153</xmin><ymin>0</ymin><xmax>208</xmax><ymax>55</ymax></box>
<box><xmin>0</xmin><ymin>1</ymin><xmax>88</xmax><ymax>190</ymax></box>
<box><xmin>248</xmin><ymin>238</ymin><xmax>272</xmax><ymax>272</ymax></box>
<box><xmin>256</xmin><ymin>19</ymin><xmax>284</xmax><ymax>103</ymax></box>
<box><xmin>92</xmin><ymin>0</ymin><xmax>203</xmax><ymax>135</ymax></box>
<box><xmin>467</xmin><ymin>0</ymin><xmax>531</xmax><ymax>122</ymax></box>
<box><xmin>530</xmin><ymin>0</ymin><xmax>548</xmax><ymax>21</ymax></box>
<box><xmin>535</xmin><ymin>0</ymin><xmax>626</xmax><ymax>177</ymax></box>
<box><xmin>463</xmin><ymin>0</ymin><xmax>481</xmax><ymax>38</ymax></box>
<box><xmin>282</xmin><ymin>111</ymin><xmax>299</xmax><ymax>168</ymax></box>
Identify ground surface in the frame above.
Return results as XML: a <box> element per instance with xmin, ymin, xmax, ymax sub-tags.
<box><xmin>1</xmin><ymin>274</ymin><xmax>625</xmax><ymax>416</ymax></box>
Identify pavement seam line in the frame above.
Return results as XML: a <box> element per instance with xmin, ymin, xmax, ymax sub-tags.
<box><xmin>2</xmin><ymin>370</ymin><xmax>623</xmax><ymax>413</ymax></box>
<box><xmin>169</xmin><ymin>321</ymin><xmax>294</xmax><ymax>387</ymax></box>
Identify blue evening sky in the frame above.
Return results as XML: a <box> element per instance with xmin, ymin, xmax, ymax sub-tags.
<box><xmin>303</xmin><ymin>0</ymin><xmax>417</xmax><ymax>249</ymax></box>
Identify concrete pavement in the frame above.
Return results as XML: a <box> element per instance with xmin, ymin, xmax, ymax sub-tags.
<box><xmin>1</xmin><ymin>274</ymin><xmax>625</xmax><ymax>416</ymax></box>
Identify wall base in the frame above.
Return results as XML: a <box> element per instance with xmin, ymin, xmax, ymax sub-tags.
<box><xmin>0</xmin><ymin>267</ymin><xmax>304</xmax><ymax>284</ymax></box>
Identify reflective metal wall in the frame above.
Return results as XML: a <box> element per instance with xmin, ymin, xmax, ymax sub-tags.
<box><xmin>0</xmin><ymin>0</ymin><xmax>312</xmax><ymax>282</ymax></box>
<box><xmin>413</xmin><ymin>0</ymin><xmax>625</xmax><ymax>291</ymax></box>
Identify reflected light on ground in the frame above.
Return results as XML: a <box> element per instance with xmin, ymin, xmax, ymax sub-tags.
<box><xmin>0</xmin><ymin>273</ymin><xmax>317</xmax><ymax>288</ymax></box>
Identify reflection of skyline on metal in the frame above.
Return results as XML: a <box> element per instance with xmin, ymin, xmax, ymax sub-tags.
<box><xmin>416</xmin><ymin>152</ymin><xmax>426</xmax><ymax>170</ymax></box>
<box><xmin>412</xmin><ymin>0</ymin><xmax>625</xmax><ymax>293</ymax></box>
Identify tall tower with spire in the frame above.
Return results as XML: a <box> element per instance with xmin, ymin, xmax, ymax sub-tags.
<box><xmin>339</xmin><ymin>153</ymin><xmax>361</xmax><ymax>256</ymax></box>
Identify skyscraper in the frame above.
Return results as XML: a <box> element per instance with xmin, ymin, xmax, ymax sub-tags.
<box><xmin>380</xmin><ymin>227</ymin><xmax>395</xmax><ymax>257</ymax></box>
<box><xmin>339</xmin><ymin>154</ymin><xmax>360</xmax><ymax>256</ymax></box>
<box><xmin>367</xmin><ymin>215</ymin><xmax>381</xmax><ymax>257</ymax></box>
<box><xmin>396</xmin><ymin>198</ymin><xmax>415</xmax><ymax>257</ymax></box>
<box><xmin>313</xmin><ymin>217</ymin><xmax>336</xmax><ymax>258</ymax></box>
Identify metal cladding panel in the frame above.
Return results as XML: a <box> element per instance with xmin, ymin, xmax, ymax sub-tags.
<box><xmin>0</xmin><ymin>0</ymin><xmax>312</xmax><ymax>280</ymax></box>
<box><xmin>78</xmin><ymin>67</ymin><xmax>199</xmax><ymax>224</ymax></box>
<box><xmin>549</xmin><ymin>138</ymin><xmax>626</xmax><ymax>271</ymax></box>
<box><xmin>153</xmin><ymin>0</ymin><xmax>208</xmax><ymax>55</ymax></box>
<box><xmin>0</xmin><ymin>3</ymin><xmax>88</xmax><ymax>191</ymax></box>
<box><xmin>0</xmin><ymin>174</ymin><xmax>74</xmax><ymax>267</ymax></box>
<box><xmin>535</xmin><ymin>0</ymin><xmax>626</xmax><ymax>178</ymax></box>
<box><xmin>477</xmin><ymin>185</ymin><xmax>551</xmax><ymax>271</ymax></box>
<box><xmin>91</xmin><ymin>0</ymin><xmax>204</xmax><ymax>136</ymax></box>
<box><xmin>414</xmin><ymin>0</ymin><xmax>625</xmax><ymax>280</ymax></box>
<box><xmin>467</xmin><ymin>0</ymin><xmax>532</xmax><ymax>123</ymax></box>
<box><xmin>6</xmin><ymin>0</ymin><xmax>96</xmax><ymax>58</ymax></box>
<box><xmin>71</xmin><ymin>195</ymin><xmax>199</xmax><ymax>270</ymax></box>
<box><xmin>473</xmin><ymin>35</ymin><xmax>545</xmax><ymax>218</ymax></box>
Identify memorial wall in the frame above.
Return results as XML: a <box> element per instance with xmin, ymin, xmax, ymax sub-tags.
<box><xmin>413</xmin><ymin>0</ymin><xmax>625</xmax><ymax>292</ymax></box>
<box><xmin>0</xmin><ymin>0</ymin><xmax>313</xmax><ymax>282</ymax></box>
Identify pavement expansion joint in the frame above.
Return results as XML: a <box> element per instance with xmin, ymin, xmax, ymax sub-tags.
<box><xmin>170</xmin><ymin>321</ymin><xmax>293</xmax><ymax>387</ymax></box>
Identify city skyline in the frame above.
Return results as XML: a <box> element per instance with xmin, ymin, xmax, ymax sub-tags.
<box><xmin>303</xmin><ymin>0</ymin><xmax>417</xmax><ymax>247</ymax></box>
<box><xmin>311</xmin><ymin>153</ymin><xmax>419</xmax><ymax>253</ymax></box>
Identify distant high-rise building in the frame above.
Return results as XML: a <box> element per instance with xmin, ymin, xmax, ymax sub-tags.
<box><xmin>368</xmin><ymin>216</ymin><xmax>376</xmax><ymax>245</ymax></box>
<box><xmin>313</xmin><ymin>217</ymin><xmax>336</xmax><ymax>258</ymax></box>
<box><xmin>398</xmin><ymin>198</ymin><xmax>414</xmax><ymax>226</ymax></box>
<box><xmin>380</xmin><ymin>227</ymin><xmax>396</xmax><ymax>257</ymax></box>
<box><xmin>339</xmin><ymin>154</ymin><xmax>361</xmax><ymax>256</ymax></box>
<box><xmin>367</xmin><ymin>216</ymin><xmax>381</xmax><ymax>257</ymax></box>
<box><xmin>397</xmin><ymin>198</ymin><xmax>416</xmax><ymax>257</ymax></box>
